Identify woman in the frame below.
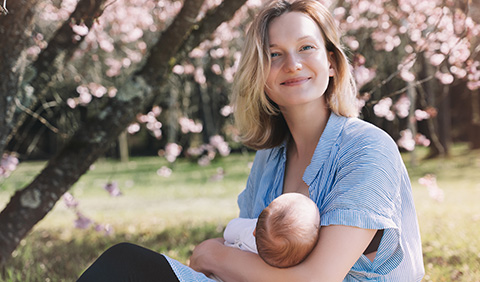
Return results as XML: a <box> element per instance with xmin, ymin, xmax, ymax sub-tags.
<box><xmin>78</xmin><ymin>1</ymin><xmax>424</xmax><ymax>281</ymax></box>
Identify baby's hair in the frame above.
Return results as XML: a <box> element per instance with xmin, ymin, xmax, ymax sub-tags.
<box><xmin>255</xmin><ymin>193</ymin><xmax>320</xmax><ymax>268</ymax></box>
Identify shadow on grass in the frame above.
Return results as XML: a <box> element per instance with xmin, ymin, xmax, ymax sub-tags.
<box><xmin>1</xmin><ymin>223</ymin><xmax>224</xmax><ymax>282</ymax></box>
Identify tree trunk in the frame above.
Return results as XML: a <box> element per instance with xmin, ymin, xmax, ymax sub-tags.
<box><xmin>470</xmin><ymin>89</ymin><xmax>480</xmax><ymax>149</ymax></box>
<box><xmin>407</xmin><ymin>81</ymin><xmax>418</xmax><ymax>166</ymax></box>
<box><xmin>0</xmin><ymin>0</ymin><xmax>40</xmax><ymax>154</ymax></box>
<box><xmin>0</xmin><ymin>0</ymin><xmax>247</xmax><ymax>265</ymax></box>
<box><xmin>0</xmin><ymin>86</ymin><xmax>146</xmax><ymax>265</ymax></box>
<box><xmin>437</xmin><ymin>84</ymin><xmax>452</xmax><ymax>155</ymax></box>
<box><xmin>118</xmin><ymin>131</ymin><xmax>129</xmax><ymax>163</ymax></box>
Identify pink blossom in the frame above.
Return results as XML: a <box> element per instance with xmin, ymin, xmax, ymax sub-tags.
<box><xmin>449</xmin><ymin>65</ymin><xmax>467</xmax><ymax>79</ymax></box>
<box><xmin>108</xmin><ymin>87</ymin><xmax>118</xmax><ymax>98</ymax></box>
<box><xmin>0</xmin><ymin>153</ymin><xmax>19</xmax><ymax>178</ymax></box>
<box><xmin>210</xmin><ymin>135</ymin><xmax>230</xmax><ymax>157</ymax></box>
<box><xmin>223</xmin><ymin>67</ymin><xmax>235</xmax><ymax>83</ymax></box>
<box><xmin>95</xmin><ymin>224</ymin><xmax>114</xmax><ymax>236</ymax></box>
<box><xmin>400</xmin><ymin>69</ymin><xmax>416</xmax><ymax>82</ymax></box>
<box><xmin>157</xmin><ymin>166</ymin><xmax>172</xmax><ymax>177</ymax></box>
<box><xmin>353</xmin><ymin>65</ymin><xmax>376</xmax><ymax>88</ymax></box>
<box><xmin>63</xmin><ymin>192</ymin><xmax>79</xmax><ymax>208</ymax></box>
<box><xmin>190</xmin><ymin>48</ymin><xmax>205</xmax><ymax>58</ymax></box>
<box><xmin>435</xmin><ymin>71</ymin><xmax>454</xmax><ymax>85</ymax></box>
<box><xmin>88</xmin><ymin>83</ymin><xmax>107</xmax><ymax>98</ymax></box>
<box><xmin>186</xmin><ymin>147</ymin><xmax>204</xmax><ymax>157</ymax></box>
<box><xmin>178</xmin><ymin>117</ymin><xmax>203</xmax><ymax>134</ymax></box>
<box><xmin>184</xmin><ymin>64</ymin><xmax>195</xmax><ymax>74</ymax></box>
<box><xmin>67</xmin><ymin>98</ymin><xmax>77</xmax><ymax>109</ymax></box>
<box><xmin>393</xmin><ymin>95</ymin><xmax>411</xmax><ymax>118</ymax></box>
<box><xmin>373</xmin><ymin>97</ymin><xmax>395</xmax><ymax>120</ymax></box>
<box><xmin>164</xmin><ymin>143</ymin><xmax>182</xmax><ymax>163</ymax></box>
<box><xmin>415</xmin><ymin>109</ymin><xmax>430</xmax><ymax>121</ymax></box>
<box><xmin>211</xmin><ymin>64</ymin><xmax>222</xmax><ymax>75</ymax></box>
<box><xmin>418</xmin><ymin>174</ymin><xmax>444</xmax><ymax>202</ymax></box>
<box><xmin>194</xmin><ymin>68</ymin><xmax>207</xmax><ymax>85</ymax></box>
<box><xmin>172</xmin><ymin>65</ymin><xmax>185</xmax><ymax>75</ymax></box>
<box><xmin>209</xmin><ymin>167</ymin><xmax>225</xmax><ymax>182</ymax></box>
<box><xmin>467</xmin><ymin>81</ymin><xmax>480</xmax><ymax>91</ymax></box>
<box><xmin>151</xmin><ymin>106</ymin><xmax>162</xmax><ymax>116</ymax></box>
<box><xmin>26</xmin><ymin>46</ymin><xmax>41</xmax><ymax>58</ymax></box>
<box><xmin>75</xmin><ymin>212</ymin><xmax>93</xmax><ymax>229</ymax></box>
<box><xmin>104</xmin><ymin>181</ymin><xmax>122</xmax><ymax>197</ymax></box>
<box><xmin>121</xmin><ymin>27</ymin><xmax>143</xmax><ymax>43</ymax></box>
<box><xmin>99</xmin><ymin>39</ymin><xmax>115</xmax><ymax>53</ymax></box>
<box><xmin>127</xmin><ymin>123</ymin><xmax>141</xmax><ymax>134</ymax></box>
<box><xmin>397</xmin><ymin>129</ymin><xmax>415</xmax><ymax>151</ymax></box>
<box><xmin>78</xmin><ymin>92</ymin><xmax>92</xmax><ymax>105</ymax></box>
<box><xmin>71</xmin><ymin>23</ymin><xmax>89</xmax><ymax>36</ymax></box>
<box><xmin>220</xmin><ymin>105</ymin><xmax>234</xmax><ymax>117</ymax></box>
<box><xmin>415</xmin><ymin>133</ymin><xmax>430</xmax><ymax>147</ymax></box>
<box><xmin>198</xmin><ymin>155</ymin><xmax>211</xmax><ymax>166</ymax></box>
<box><xmin>429</xmin><ymin>53</ymin><xmax>445</xmax><ymax>66</ymax></box>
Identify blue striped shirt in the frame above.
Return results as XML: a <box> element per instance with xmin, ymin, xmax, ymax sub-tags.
<box><xmin>165</xmin><ymin>112</ymin><xmax>424</xmax><ymax>281</ymax></box>
<box><xmin>238</xmin><ymin>112</ymin><xmax>424</xmax><ymax>281</ymax></box>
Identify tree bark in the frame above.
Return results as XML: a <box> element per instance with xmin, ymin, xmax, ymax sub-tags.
<box><xmin>436</xmin><ymin>84</ymin><xmax>451</xmax><ymax>155</ymax></box>
<box><xmin>470</xmin><ymin>89</ymin><xmax>480</xmax><ymax>149</ymax></box>
<box><xmin>0</xmin><ymin>0</ymin><xmax>40</xmax><ymax>154</ymax></box>
<box><xmin>0</xmin><ymin>0</ymin><xmax>247</xmax><ymax>265</ymax></box>
<box><xmin>6</xmin><ymin>0</ymin><xmax>108</xmax><ymax>151</ymax></box>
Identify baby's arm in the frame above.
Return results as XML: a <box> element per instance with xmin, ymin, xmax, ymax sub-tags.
<box><xmin>223</xmin><ymin>218</ymin><xmax>258</xmax><ymax>253</ymax></box>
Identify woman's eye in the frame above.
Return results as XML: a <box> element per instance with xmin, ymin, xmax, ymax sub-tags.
<box><xmin>270</xmin><ymin>52</ymin><xmax>279</xmax><ymax>58</ymax></box>
<box><xmin>301</xmin><ymin>45</ymin><xmax>314</xmax><ymax>51</ymax></box>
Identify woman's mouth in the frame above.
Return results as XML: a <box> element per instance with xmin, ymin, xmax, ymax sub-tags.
<box><xmin>280</xmin><ymin>77</ymin><xmax>310</xmax><ymax>86</ymax></box>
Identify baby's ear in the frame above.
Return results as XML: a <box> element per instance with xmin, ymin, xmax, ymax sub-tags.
<box><xmin>253</xmin><ymin>228</ymin><xmax>256</xmax><ymax>237</ymax></box>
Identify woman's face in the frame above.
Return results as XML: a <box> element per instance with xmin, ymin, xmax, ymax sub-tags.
<box><xmin>265</xmin><ymin>12</ymin><xmax>333</xmax><ymax>110</ymax></box>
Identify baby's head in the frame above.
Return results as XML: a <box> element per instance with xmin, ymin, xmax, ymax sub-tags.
<box><xmin>255</xmin><ymin>193</ymin><xmax>320</xmax><ymax>268</ymax></box>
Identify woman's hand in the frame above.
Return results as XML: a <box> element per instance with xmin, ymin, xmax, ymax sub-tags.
<box><xmin>189</xmin><ymin>238</ymin><xmax>225</xmax><ymax>276</ymax></box>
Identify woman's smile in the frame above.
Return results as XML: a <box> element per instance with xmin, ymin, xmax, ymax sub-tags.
<box><xmin>280</xmin><ymin>76</ymin><xmax>311</xmax><ymax>86</ymax></box>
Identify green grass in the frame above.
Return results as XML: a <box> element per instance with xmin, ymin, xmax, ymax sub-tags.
<box><xmin>1</xmin><ymin>144</ymin><xmax>480</xmax><ymax>281</ymax></box>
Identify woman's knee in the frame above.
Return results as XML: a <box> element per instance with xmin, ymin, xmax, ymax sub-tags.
<box><xmin>102</xmin><ymin>242</ymin><xmax>139</xmax><ymax>258</ymax></box>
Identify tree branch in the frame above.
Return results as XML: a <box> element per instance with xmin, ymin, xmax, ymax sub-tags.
<box><xmin>138</xmin><ymin>0</ymin><xmax>207</xmax><ymax>82</ymax></box>
<box><xmin>6</xmin><ymin>0</ymin><xmax>109</xmax><ymax>148</ymax></box>
<box><xmin>173</xmin><ymin>0</ymin><xmax>248</xmax><ymax>63</ymax></box>
<box><xmin>0</xmin><ymin>0</ymin><xmax>8</xmax><ymax>15</ymax></box>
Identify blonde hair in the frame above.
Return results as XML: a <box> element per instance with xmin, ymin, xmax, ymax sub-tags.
<box><xmin>232</xmin><ymin>0</ymin><xmax>358</xmax><ymax>150</ymax></box>
<box><xmin>255</xmin><ymin>193</ymin><xmax>320</xmax><ymax>268</ymax></box>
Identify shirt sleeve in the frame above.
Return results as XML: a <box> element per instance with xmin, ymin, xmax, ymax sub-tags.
<box><xmin>238</xmin><ymin>149</ymin><xmax>270</xmax><ymax>218</ymax></box>
<box><xmin>320</xmin><ymin>123</ymin><xmax>404</xmax><ymax>275</ymax></box>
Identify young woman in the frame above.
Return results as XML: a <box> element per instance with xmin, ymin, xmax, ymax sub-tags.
<box><xmin>78</xmin><ymin>1</ymin><xmax>424</xmax><ymax>281</ymax></box>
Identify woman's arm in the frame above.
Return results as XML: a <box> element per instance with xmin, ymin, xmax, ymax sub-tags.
<box><xmin>190</xmin><ymin>225</ymin><xmax>377</xmax><ymax>282</ymax></box>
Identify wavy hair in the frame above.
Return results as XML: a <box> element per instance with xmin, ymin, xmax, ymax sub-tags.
<box><xmin>231</xmin><ymin>0</ymin><xmax>358</xmax><ymax>150</ymax></box>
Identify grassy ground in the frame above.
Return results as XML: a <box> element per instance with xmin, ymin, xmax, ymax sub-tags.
<box><xmin>0</xmin><ymin>144</ymin><xmax>479</xmax><ymax>281</ymax></box>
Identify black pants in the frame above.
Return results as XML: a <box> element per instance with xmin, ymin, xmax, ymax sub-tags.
<box><xmin>77</xmin><ymin>242</ymin><xmax>180</xmax><ymax>282</ymax></box>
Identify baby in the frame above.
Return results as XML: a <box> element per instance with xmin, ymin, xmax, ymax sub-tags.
<box><xmin>214</xmin><ymin>193</ymin><xmax>320</xmax><ymax>281</ymax></box>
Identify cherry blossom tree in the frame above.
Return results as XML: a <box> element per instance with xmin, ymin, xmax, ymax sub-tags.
<box><xmin>0</xmin><ymin>0</ymin><xmax>249</xmax><ymax>265</ymax></box>
<box><xmin>333</xmin><ymin>0</ymin><xmax>480</xmax><ymax>155</ymax></box>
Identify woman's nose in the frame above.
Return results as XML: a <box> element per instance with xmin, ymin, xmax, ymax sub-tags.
<box><xmin>283</xmin><ymin>53</ymin><xmax>302</xmax><ymax>73</ymax></box>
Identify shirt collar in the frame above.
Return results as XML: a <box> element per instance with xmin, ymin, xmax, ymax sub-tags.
<box><xmin>303</xmin><ymin>112</ymin><xmax>347</xmax><ymax>186</ymax></box>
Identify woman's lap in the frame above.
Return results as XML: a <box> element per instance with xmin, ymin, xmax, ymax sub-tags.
<box><xmin>77</xmin><ymin>242</ymin><xmax>180</xmax><ymax>282</ymax></box>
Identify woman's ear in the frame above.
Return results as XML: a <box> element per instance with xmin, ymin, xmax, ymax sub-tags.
<box><xmin>328</xmin><ymin>51</ymin><xmax>335</xmax><ymax>77</ymax></box>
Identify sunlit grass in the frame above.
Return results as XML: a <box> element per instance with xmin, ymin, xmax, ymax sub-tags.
<box><xmin>1</xmin><ymin>144</ymin><xmax>479</xmax><ymax>281</ymax></box>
